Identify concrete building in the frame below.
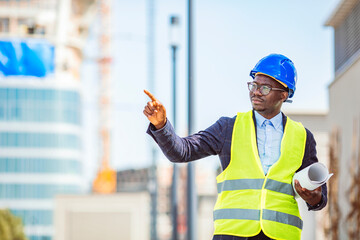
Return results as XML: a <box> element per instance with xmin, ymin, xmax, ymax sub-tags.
<box><xmin>325</xmin><ymin>0</ymin><xmax>360</xmax><ymax>239</ymax></box>
<box><xmin>116</xmin><ymin>165</ymin><xmax>217</xmax><ymax>240</ymax></box>
<box><xmin>54</xmin><ymin>193</ymin><xmax>150</xmax><ymax>240</ymax></box>
<box><xmin>0</xmin><ymin>1</ymin><xmax>95</xmax><ymax>240</ymax></box>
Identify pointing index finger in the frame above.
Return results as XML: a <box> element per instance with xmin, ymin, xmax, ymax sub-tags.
<box><xmin>144</xmin><ymin>89</ymin><xmax>157</xmax><ymax>102</ymax></box>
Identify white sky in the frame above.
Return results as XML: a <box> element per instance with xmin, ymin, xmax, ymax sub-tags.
<box><xmin>81</xmin><ymin>0</ymin><xmax>341</xmax><ymax>184</ymax></box>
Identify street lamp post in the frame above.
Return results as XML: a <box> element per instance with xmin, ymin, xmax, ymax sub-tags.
<box><xmin>169</xmin><ymin>15</ymin><xmax>180</xmax><ymax>240</ymax></box>
<box><xmin>187</xmin><ymin>0</ymin><xmax>197</xmax><ymax>239</ymax></box>
<box><xmin>147</xmin><ymin>0</ymin><xmax>157</xmax><ymax>239</ymax></box>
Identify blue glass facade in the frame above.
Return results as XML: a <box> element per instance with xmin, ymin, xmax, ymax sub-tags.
<box><xmin>0</xmin><ymin>184</ymin><xmax>81</xmax><ymax>198</ymax></box>
<box><xmin>10</xmin><ymin>209</ymin><xmax>53</xmax><ymax>225</ymax></box>
<box><xmin>0</xmin><ymin>158</ymin><xmax>81</xmax><ymax>173</ymax></box>
<box><xmin>0</xmin><ymin>88</ymin><xmax>80</xmax><ymax>124</ymax></box>
<box><xmin>0</xmin><ymin>86</ymin><xmax>82</xmax><ymax>240</ymax></box>
<box><xmin>29</xmin><ymin>236</ymin><xmax>52</xmax><ymax>240</ymax></box>
<box><xmin>0</xmin><ymin>132</ymin><xmax>80</xmax><ymax>148</ymax></box>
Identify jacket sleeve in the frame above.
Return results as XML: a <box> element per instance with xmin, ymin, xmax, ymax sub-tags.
<box><xmin>146</xmin><ymin>117</ymin><xmax>229</xmax><ymax>163</ymax></box>
<box><xmin>297</xmin><ymin>128</ymin><xmax>328</xmax><ymax>211</ymax></box>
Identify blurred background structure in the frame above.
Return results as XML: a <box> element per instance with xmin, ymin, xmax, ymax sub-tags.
<box><xmin>0</xmin><ymin>0</ymin><xmax>95</xmax><ymax>239</ymax></box>
<box><xmin>0</xmin><ymin>0</ymin><xmax>360</xmax><ymax>240</ymax></box>
<box><xmin>92</xmin><ymin>0</ymin><xmax>117</xmax><ymax>195</ymax></box>
<box><xmin>325</xmin><ymin>0</ymin><xmax>360</xmax><ymax>238</ymax></box>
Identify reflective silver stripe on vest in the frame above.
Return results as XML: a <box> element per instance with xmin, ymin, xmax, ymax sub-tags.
<box><xmin>213</xmin><ymin>208</ymin><xmax>260</xmax><ymax>221</ymax></box>
<box><xmin>264</xmin><ymin>179</ymin><xmax>295</xmax><ymax>196</ymax></box>
<box><xmin>214</xmin><ymin>208</ymin><xmax>303</xmax><ymax>230</ymax></box>
<box><xmin>217</xmin><ymin>179</ymin><xmax>264</xmax><ymax>194</ymax></box>
<box><xmin>262</xmin><ymin>209</ymin><xmax>303</xmax><ymax>230</ymax></box>
<box><xmin>217</xmin><ymin>178</ymin><xmax>294</xmax><ymax>196</ymax></box>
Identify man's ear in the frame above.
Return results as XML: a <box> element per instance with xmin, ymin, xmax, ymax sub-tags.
<box><xmin>282</xmin><ymin>91</ymin><xmax>289</xmax><ymax>102</ymax></box>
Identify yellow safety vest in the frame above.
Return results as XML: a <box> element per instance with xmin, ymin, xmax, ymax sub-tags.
<box><xmin>213</xmin><ymin>111</ymin><xmax>306</xmax><ymax>240</ymax></box>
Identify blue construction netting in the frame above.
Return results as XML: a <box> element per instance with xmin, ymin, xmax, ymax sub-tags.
<box><xmin>0</xmin><ymin>39</ymin><xmax>55</xmax><ymax>77</ymax></box>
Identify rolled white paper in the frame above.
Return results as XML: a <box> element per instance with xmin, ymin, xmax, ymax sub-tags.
<box><xmin>292</xmin><ymin>162</ymin><xmax>333</xmax><ymax>199</ymax></box>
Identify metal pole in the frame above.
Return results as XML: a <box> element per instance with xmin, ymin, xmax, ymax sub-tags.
<box><xmin>187</xmin><ymin>0</ymin><xmax>197</xmax><ymax>239</ymax></box>
<box><xmin>171</xmin><ymin>44</ymin><xmax>179</xmax><ymax>240</ymax></box>
<box><xmin>150</xmin><ymin>148</ymin><xmax>158</xmax><ymax>240</ymax></box>
<box><xmin>147</xmin><ymin>0</ymin><xmax>157</xmax><ymax>239</ymax></box>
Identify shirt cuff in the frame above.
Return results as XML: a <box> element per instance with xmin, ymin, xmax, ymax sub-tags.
<box><xmin>147</xmin><ymin>118</ymin><xmax>170</xmax><ymax>133</ymax></box>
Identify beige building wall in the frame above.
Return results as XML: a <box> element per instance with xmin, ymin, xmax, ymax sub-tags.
<box><xmin>328</xmin><ymin>57</ymin><xmax>360</xmax><ymax>239</ymax></box>
<box><xmin>54</xmin><ymin>193</ymin><xmax>150</xmax><ymax>240</ymax></box>
<box><xmin>198</xmin><ymin>195</ymin><xmax>217</xmax><ymax>240</ymax></box>
<box><xmin>324</xmin><ymin>0</ymin><xmax>360</xmax><ymax>238</ymax></box>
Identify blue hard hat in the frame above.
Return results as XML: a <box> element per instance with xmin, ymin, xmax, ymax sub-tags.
<box><xmin>250</xmin><ymin>54</ymin><xmax>297</xmax><ymax>98</ymax></box>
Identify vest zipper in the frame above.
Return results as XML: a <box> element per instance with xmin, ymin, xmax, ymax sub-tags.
<box><xmin>260</xmin><ymin>173</ymin><xmax>268</xmax><ymax>229</ymax></box>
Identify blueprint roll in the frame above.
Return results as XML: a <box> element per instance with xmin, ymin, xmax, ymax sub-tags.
<box><xmin>292</xmin><ymin>162</ymin><xmax>333</xmax><ymax>199</ymax></box>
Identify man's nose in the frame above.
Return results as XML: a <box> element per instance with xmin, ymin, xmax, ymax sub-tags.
<box><xmin>253</xmin><ymin>87</ymin><xmax>263</xmax><ymax>96</ymax></box>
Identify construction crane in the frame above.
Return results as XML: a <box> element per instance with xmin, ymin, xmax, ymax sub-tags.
<box><xmin>92</xmin><ymin>0</ymin><xmax>116</xmax><ymax>194</ymax></box>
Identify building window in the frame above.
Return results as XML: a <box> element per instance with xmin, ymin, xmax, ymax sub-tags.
<box><xmin>0</xmin><ymin>132</ymin><xmax>80</xmax><ymax>149</ymax></box>
<box><xmin>0</xmin><ymin>158</ymin><xmax>81</xmax><ymax>173</ymax></box>
<box><xmin>334</xmin><ymin>1</ymin><xmax>360</xmax><ymax>71</ymax></box>
<box><xmin>0</xmin><ymin>88</ymin><xmax>81</xmax><ymax>124</ymax></box>
<box><xmin>0</xmin><ymin>184</ymin><xmax>81</xmax><ymax>199</ymax></box>
<box><xmin>0</xmin><ymin>18</ymin><xmax>9</xmax><ymax>33</ymax></box>
<box><xmin>28</xmin><ymin>236</ymin><xmax>52</xmax><ymax>240</ymax></box>
<box><xmin>11</xmin><ymin>209</ymin><xmax>53</xmax><ymax>225</ymax></box>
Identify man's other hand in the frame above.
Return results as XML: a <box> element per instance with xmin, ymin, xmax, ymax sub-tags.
<box><xmin>294</xmin><ymin>180</ymin><xmax>322</xmax><ymax>206</ymax></box>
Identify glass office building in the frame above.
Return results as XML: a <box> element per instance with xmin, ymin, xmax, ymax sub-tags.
<box><xmin>0</xmin><ymin>81</ymin><xmax>83</xmax><ymax>240</ymax></box>
<box><xmin>0</xmin><ymin>0</ymin><xmax>91</xmax><ymax>238</ymax></box>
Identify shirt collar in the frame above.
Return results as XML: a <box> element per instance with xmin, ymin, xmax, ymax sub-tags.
<box><xmin>254</xmin><ymin>111</ymin><xmax>283</xmax><ymax>130</ymax></box>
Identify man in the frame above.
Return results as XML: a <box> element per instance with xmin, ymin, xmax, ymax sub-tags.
<box><xmin>143</xmin><ymin>54</ymin><xmax>327</xmax><ymax>240</ymax></box>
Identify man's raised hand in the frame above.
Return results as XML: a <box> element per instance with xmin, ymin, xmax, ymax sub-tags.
<box><xmin>143</xmin><ymin>90</ymin><xmax>167</xmax><ymax>129</ymax></box>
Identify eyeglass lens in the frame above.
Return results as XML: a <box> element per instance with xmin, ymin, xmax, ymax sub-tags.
<box><xmin>248</xmin><ymin>83</ymin><xmax>271</xmax><ymax>95</ymax></box>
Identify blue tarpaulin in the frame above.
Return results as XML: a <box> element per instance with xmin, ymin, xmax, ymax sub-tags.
<box><xmin>0</xmin><ymin>39</ymin><xmax>55</xmax><ymax>77</ymax></box>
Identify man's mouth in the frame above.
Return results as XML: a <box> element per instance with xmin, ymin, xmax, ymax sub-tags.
<box><xmin>251</xmin><ymin>97</ymin><xmax>263</xmax><ymax>103</ymax></box>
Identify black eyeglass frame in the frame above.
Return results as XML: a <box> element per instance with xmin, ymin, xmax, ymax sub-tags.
<box><xmin>247</xmin><ymin>82</ymin><xmax>287</xmax><ymax>96</ymax></box>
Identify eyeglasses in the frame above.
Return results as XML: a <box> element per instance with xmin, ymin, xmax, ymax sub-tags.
<box><xmin>247</xmin><ymin>82</ymin><xmax>286</xmax><ymax>96</ymax></box>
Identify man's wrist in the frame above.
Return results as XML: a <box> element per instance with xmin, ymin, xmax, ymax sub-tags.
<box><xmin>154</xmin><ymin>119</ymin><xmax>167</xmax><ymax>130</ymax></box>
<box><xmin>309</xmin><ymin>194</ymin><xmax>323</xmax><ymax>207</ymax></box>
